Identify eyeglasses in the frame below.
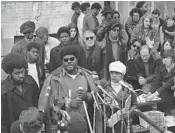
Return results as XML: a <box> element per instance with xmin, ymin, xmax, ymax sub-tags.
<box><xmin>132</xmin><ymin>44</ymin><xmax>140</xmax><ymax>49</ymax></box>
<box><xmin>63</xmin><ymin>57</ymin><xmax>75</xmax><ymax>62</ymax></box>
<box><xmin>112</xmin><ymin>28</ymin><xmax>119</xmax><ymax>32</ymax></box>
<box><xmin>86</xmin><ymin>36</ymin><xmax>93</xmax><ymax>41</ymax></box>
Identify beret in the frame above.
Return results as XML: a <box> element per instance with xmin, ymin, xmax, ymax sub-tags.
<box><xmin>20</xmin><ymin>21</ymin><xmax>35</xmax><ymax>34</ymax></box>
<box><xmin>109</xmin><ymin>61</ymin><xmax>126</xmax><ymax>75</ymax></box>
<box><xmin>2</xmin><ymin>53</ymin><xmax>28</xmax><ymax>74</ymax></box>
<box><xmin>101</xmin><ymin>6</ymin><xmax>114</xmax><ymax>15</ymax></box>
<box><xmin>59</xmin><ymin>46</ymin><xmax>79</xmax><ymax>60</ymax></box>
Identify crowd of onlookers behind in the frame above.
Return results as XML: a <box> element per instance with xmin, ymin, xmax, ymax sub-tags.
<box><xmin>1</xmin><ymin>1</ymin><xmax>175</xmax><ymax>133</ymax></box>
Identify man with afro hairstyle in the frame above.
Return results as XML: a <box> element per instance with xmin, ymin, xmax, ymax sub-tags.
<box><xmin>1</xmin><ymin>53</ymin><xmax>40</xmax><ymax>133</ymax></box>
<box><xmin>125</xmin><ymin>8</ymin><xmax>142</xmax><ymax>39</ymax></box>
<box><xmin>49</xmin><ymin>26</ymin><xmax>86</xmax><ymax>72</ymax></box>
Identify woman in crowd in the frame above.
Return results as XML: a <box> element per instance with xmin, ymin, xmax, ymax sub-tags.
<box><xmin>160</xmin><ymin>39</ymin><xmax>174</xmax><ymax>57</ymax></box>
<box><xmin>131</xmin><ymin>14</ymin><xmax>160</xmax><ymax>57</ymax></box>
<box><xmin>160</xmin><ymin>13</ymin><xmax>175</xmax><ymax>46</ymax></box>
<box><xmin>151</xmin><ymin>9</ymin><xmax>164</xmax><ymax>31</ymax></box>
<box><xmin>67</xmin><ymin>23</ymin><xmax>85</xmax><ymax>49</ymax></box>
<box><xmin>104</xmin><ymin>61</ymin><xmax>137</xmax><ymax>133</ymax></box>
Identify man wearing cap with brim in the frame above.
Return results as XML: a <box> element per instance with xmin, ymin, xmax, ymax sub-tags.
<box><xmin>96</xmin><ymin>6</ymin><xmax>114</xmax><ymax>41</ymax></box>
<box><xmin>146</xmin><ymin>49</ymin><xmax>175</xmax><ymax>115</ymax></box>
<box><xmin>11</xmin><ymin>21</ymin><xmax>45</xmax><ymax>64</ymax></box>
<box><xmin>38</xmin><ymin>46</ymin><xmax>103</xmax><ymax>133</ymax></box>
<box><xmin>105</xmin><ymin>61</ymin><xmax>137</xmax><ymax>133</ymax></box>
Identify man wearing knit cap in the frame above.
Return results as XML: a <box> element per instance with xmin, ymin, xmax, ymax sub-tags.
<box><xmin>106</xmin><ymin>61</ymin><xmax>137</xmax><ymax>133</ymax></box>
<box><xmin>11</xmin><ymin>21</ymin><xmax>45</xmax><ymax>64</ymax></box>
<box><xmin>101</xmin><ymin>20</ymin><xmax>128</xmax><ymax>80</ymax></box>
<box><xmin>39</xmin><ymin>46</ymin><xmax>102</xmax><ymax>133</ymax></box>
<box><xmin>96</xmin><ymin>6</ymin><xmax>114</xmax><ymax>41</ymax></box>
<box><xmin>1</xmin><ymin>53</ymin><xmax>40</xmax><ymax>133</ymax></box>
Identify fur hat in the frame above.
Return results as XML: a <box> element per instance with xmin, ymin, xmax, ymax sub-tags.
<box><xmin>109</xmin><ymin>61</ymin><xmax>126</xmax><ymax>75</ymax></box>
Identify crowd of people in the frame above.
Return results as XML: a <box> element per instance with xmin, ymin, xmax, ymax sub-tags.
<box><xmin>1</xmin><ymin>1</ymin><xmax>175</xmax><ymax>133</ymax></box>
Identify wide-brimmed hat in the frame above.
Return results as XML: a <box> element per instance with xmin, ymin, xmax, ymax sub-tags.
<box><xmin>101</xmin><ymin>6</ymin><xmax>114</xmax><ymax>15</ymax></box>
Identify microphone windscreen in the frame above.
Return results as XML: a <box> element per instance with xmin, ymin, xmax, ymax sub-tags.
<box><xmin>99</xmin><ymin>79</ymin><xmax>108</xmax><ymax>88</ymax></box>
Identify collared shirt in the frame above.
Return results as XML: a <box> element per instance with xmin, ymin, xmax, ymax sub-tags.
<box><xmin>45</xmin><ymin>37</ymin><xmax>60</xmax><ymax>64</ymax></box>
<box><xmin>77</xmin><ymin>12</ymin><xmax>85</xmax><ymax>37</ymax></box>
<box><xmin>28</xmin><ymin>63</ymin><xmax>40</xmax><ymax>87</ymax></box>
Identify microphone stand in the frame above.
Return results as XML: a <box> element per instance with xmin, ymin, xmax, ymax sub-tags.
<box><xmin>121</xmin><ymin>87</ymin><xmax>124</xmax><ymax>133</ymax></box>
<box><xmin>103</xmin><ymin>94</ymin><xmax>107</xmax><ymax>133</ymax></box>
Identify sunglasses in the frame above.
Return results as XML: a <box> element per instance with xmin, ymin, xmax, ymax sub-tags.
<box><xmin>112</xmin><ymin>28</ymin><xmax>119</xmax><ymax>32</ymax></box>
<box><xmin>86</xmin><ymin>36</ymin><xmax>93</xmax><ymax>41</ymax></box>
<box><xmin>63</xmin><ymin>57</ymin><xmax>75</xmax><ymax>62</ymax></box>
<box><xmin>132</xmin><ymin>44</ymin><xmax>140</xmax><ymax>49</ymax></box>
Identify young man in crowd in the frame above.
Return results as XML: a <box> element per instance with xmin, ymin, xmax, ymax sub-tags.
<box><xmin>1</xmin><ymin>53</ymin><xmax>40</xmax><ymax>133</ymax></box>
<box><xmin>83</xmin><ymin>3</ymin><xmax>102</xmax><ymax>34</ymax></box>
<box><xmin>125</xmin><ymin>8</ymin><xmax>142</xmax><ymax>40</ymax></box>
<box><xmin>96</xmin><ymin>6</ymin><xmax>114</xmax><ymax>41</ymax></box>
<box><xmin>49</xmin><ymin>26</ymin><xmax>86</xmax><ymax>72</ymax></box>
<box><xmin>39</xmin><ymin>46</ymin><xmax>102</xmax><ymax>133</ymax></box>
<box><xmin>11</xmin><ymin>21</ymin><xmax>45</xmax><ymax>64</ymax></box>
<box><xmin>146</xmin><ymin>49</ymin><xmax>175</xmax><ymax>115</ymax></box>
<box><xmin>26</xmin><ymin>42</ymin><xmax>45</xmax><ymax>88</ymax></box>
<box><xmin>77</xmin><ymin>2</ymin><xmax>90</xmax><ymax>37</ymax></box>
<box><xmin>125</xmin><ymin>39</ymin><xmax>143</xmax><ymax>89</ymax></box>
<box><xmin>125</xmin><ymin>1</ymin><xmax>148</xmax><ymax>29</ymax></box>
<box><xmin>71</xmin><ymin>1</ymin><xmax>81</xmax><ymax>26</ymax></box>
<box><xmin>36</xmin><ymin>26</ymin><xmax>60</xmax><ymax>72</ymax></box>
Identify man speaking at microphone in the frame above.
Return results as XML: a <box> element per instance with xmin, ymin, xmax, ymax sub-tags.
<box><xmin>38</xmin><ymin>46</ymin><xmax>102</xmax><ymax>133</ymax></box>
<box><xmin>100</xmin><ymin>61</ymin><xmax>137</xmax><ymax>133</ymax></box>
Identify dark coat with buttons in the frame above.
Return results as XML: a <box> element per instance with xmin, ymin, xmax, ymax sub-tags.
<box><xmin>1</xmin><ymin>75</ymin><xmax>40</xmax><ymax>133</ymax></box>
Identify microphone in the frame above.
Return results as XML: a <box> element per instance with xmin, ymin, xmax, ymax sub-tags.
<box><xmin>119</xmin><ymin>80</ymin><xmax>136</xmax><ymax>94</ymax></box>
<box><xmin>98</xmin><ymin>79</ymin><xmax>121</xmax><ymax>102</ymax></box>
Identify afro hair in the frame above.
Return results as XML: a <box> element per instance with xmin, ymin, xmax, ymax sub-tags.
<box><xmin>59</xmin><ymin>45</ymin><xmax>79</xmax><ymax>61</ymax></box>
<box><xmin>130</xmin><ymin>8</ymin><xmax>142</xmax><ymax>18</ymax></box>
<box><xmin>2</xmin><ymin>53</ymin><xmax>28</xmax><ymax>74</ymax></box>
<box><xmin>57</xmin><ymin>26</ymin><xmax>70</xmax><ymax>38</ymax></box>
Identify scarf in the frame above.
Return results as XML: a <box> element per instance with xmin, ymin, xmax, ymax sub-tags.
<box><xmin>106</xmin><ymin>35</ymin><xmax>123</xmax><ymax>66</ymax></box>
<box><xmin>162</xmin><ymin>23</ymin><xmax>175</xmax><ymax>41</ymax></box>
